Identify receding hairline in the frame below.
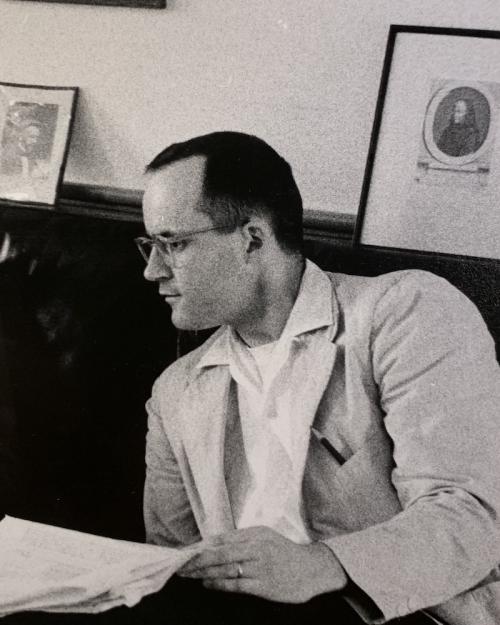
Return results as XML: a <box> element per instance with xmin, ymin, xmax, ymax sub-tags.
<box><xmin>144</xmin><ymin>153</ymin><xmax>212</xmax><ymax>218</ymax></box>
<box><xmin>145</xmin><ymin>151</ymin><xmax>207</xmax><ymax>174</ymax></box>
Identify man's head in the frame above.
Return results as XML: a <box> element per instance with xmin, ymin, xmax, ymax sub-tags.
<box><xmin>18</xmin><ymin>121</ymin><xmax>41</xmax><ymax>155</ymax></box>
<box><xmin>140</xmin><ymin>132</ymin><xmax>304</xmax><ymax>335</ymax></box>
<box><xmin>453</xmin><ymin>99</ymin><xmax>468</xmax><ymax>124</ymax></box>
<box><xmin>145</xmin><ymin>131</ymin><xmax>303</xmax><ymax>254</ymax></box>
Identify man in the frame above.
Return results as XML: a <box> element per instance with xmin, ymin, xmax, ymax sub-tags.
<box><xmin>436</xmin><ymin>98</ymin><xmax>481</xmax><ymax>157</ymax></box>
<box><xmin>0</xmin><ymin>119</ymin><xmax>44</xmax><ymax>178</ymax></box>
<box><xmin>139</xmin><ymin>131</ymin><xmax>500</xmax><ymax>624</ymax></box>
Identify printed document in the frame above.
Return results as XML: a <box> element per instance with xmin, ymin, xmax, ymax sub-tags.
<box><xmin>0</xmin><ymin>515</ymin><xmax>199</xmax><ymax>617</ymax></box>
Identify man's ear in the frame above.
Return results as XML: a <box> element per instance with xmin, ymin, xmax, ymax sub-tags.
<box><xmin>241</xmin><ymin>218</ymin><xmax>268</xmax><ymax>254</ymax></box>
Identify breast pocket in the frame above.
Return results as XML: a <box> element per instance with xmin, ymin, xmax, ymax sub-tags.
<box><xmin>304</xmin><ymin>428</ymin><xmax>402</xmax><ymax>535</ymax></box>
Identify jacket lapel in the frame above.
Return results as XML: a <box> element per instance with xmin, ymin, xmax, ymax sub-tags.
<box><xmin>286</xmin><ymin>278</ymin><xmax>340</xmax><ymax>438</ymax></box>
<box><xmin>177</xmin><ymin>365</ymin><xmax>236</xmax><ymax>536</ymax></box>
<box><xmin>288</xmin><ymin>334</ymin><xmax>338</xmax><ymax>437</ymax></box>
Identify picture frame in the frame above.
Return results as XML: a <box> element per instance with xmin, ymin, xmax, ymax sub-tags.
<box><xmin>354</xmin><ymin>25</ymin><xmax>500</xmax><ymax>261</ymax></box>
<box><xmin>0</xmin><ymin>82</ymin><xmax>78</xmax><ymax>208</ymax></box>
<box><xmin>14</xmin><ymin>0</ymin><xmax>165</xmax><ymax>7</ymax></box>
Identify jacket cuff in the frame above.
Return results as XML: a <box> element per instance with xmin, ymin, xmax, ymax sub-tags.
<box><xmin>321</xmin><ymin>537</ymin><xmax>409</xmax><ymax>622</ymax></box>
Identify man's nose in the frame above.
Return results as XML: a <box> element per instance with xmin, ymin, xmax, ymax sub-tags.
<box><xmin>143</xmin><ymin>247</ymin><xmax>173</xmax><ymax>282</ymax></box>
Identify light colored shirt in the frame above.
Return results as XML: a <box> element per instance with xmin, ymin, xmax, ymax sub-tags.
<box><xmin>196</xmin><ymin>260</ymin><xmax>335</xmax><ymax>543</ymax></box>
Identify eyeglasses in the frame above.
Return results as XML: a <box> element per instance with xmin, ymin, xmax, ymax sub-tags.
<box><xmin>134</xmin><ymin>226</ymin><xmax>230</xmax><ymax>268</ymax></box>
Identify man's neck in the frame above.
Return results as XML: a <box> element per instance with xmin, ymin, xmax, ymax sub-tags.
<box><xmin>235</xmin><ymin>256</ymin><xmax>305</xmax><ymax>348</ymax></box>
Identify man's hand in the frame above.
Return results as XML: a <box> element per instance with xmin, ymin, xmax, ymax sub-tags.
<box><xmin>177</xmin><ymin>526</ymin><xmax>348</xmax><ymax>603</ymax></box>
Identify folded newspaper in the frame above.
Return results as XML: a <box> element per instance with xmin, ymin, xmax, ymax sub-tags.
<box><xmin>0</xmin><ymin>515</ymin><xmax>200</xmax><ymax>617</ymax></box>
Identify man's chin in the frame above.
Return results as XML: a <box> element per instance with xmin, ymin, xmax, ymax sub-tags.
<box><xmin>170</xmin><ymin>309</ymin><xmax>220</xmax><ymax>332</ymax></box>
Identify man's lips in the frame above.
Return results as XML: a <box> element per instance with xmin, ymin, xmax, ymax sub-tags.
<box><xmin>160</xmin><ymin>291</ymin><xmax>181</xmax><ymax>299</ymax></box>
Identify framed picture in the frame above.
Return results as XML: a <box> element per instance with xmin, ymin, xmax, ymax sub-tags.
<box><xmin>354</xmin><ymin>25</ymin><xmax>500</xmax><ymax>261</ymax></box>
<box><xmin>0</xmin><ymin>82</ymin><xmax>78</xmax><ymax>207</ymax></box>
<box><xmin>14</xmin><ymin>0</ymin><xmax>165</xmax><ymax>6</ymax></box>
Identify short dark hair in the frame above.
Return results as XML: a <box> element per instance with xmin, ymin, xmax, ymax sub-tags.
<box><xmin>146</xmin><ymin>131</ymin><xmax>303</xmax><ymax>254</ymax></box>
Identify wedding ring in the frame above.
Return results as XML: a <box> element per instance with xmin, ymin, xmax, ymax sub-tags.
<box><xmin>236</xmin><ymin>564</ymin><xmax>243</xmax><ymax>579</ymax></box>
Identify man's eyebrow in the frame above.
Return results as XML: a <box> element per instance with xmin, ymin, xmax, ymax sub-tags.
<box><xmin>144</xmin><ymin>230</ymin><xmax>176</xmax><ymax>238</ymax></box>
<box><xmin>157</xmin><ymin>230</ymin><xmax>175</xmax><ymax>238</ymax></box>
<box><xmin>143</xmin><ymin>229</ymin><xmax>185</xmax><ymax>238</ymax></box>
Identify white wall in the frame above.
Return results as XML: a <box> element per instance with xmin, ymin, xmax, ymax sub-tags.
<box><xmin>2</xmin><ymin>0</ymin><xmax>500</xmax><ymax>214</ymax></box>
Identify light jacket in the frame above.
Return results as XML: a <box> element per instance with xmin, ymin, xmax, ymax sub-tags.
<box><xmin>144</xmin><ymin>269</ymin><xmax>500</xmax><ymax>624</ymax></box>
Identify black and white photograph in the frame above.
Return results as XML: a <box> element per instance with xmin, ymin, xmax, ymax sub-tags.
<box><xmin>1</xmin><ymin>8</ymin><xmax>500</xmax><ymax>625</ymax></box>
<box><xmin>413</xmin><ymin>79</ymin><xmax>500</xmax><ymax>187</ymax></box>
<box><xmin>430</xmin><ymin>85</ymin><xmax>490</xmax><ymax>160</ymax></box>
<box><xmin>0</xmin><ymin>83</ymin><xmax>77</xmax><ymax>206</ymax></box>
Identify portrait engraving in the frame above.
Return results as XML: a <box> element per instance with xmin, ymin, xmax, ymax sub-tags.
<box><xmin>415</xmin><ymin>80</ymin><xmax>500</xmax><ymax>187</ymax></box>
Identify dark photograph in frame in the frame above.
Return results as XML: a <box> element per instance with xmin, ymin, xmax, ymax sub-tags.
<box><xmin>0</xmin><ymin>82</ymin><xmax>78</xmax><ymax>208</ymax></box>
<box><xmin>431</xmin><ymin>86</ymin><xmax>490</xmax><ymax>159</ymax></box>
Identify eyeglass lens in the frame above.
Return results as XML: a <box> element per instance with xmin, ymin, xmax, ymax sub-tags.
<box><xmin>137</xmin><ymin>237</ymin><xmax>178</xmax><ymax>266</ymax></box>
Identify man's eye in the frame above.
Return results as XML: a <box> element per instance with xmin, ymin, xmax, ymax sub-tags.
<box><xmin>169</xmin><ymin>239</ymin><xmax>187</xmax><ymax>252</ymax></box>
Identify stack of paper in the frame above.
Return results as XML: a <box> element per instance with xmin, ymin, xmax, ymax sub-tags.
<box><xmin>0</xmin><ymin>515</ymin><xmax>199</xmax><ymax>617</ymax></box>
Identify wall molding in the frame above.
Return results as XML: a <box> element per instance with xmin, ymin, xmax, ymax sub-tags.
<box><xmin>60</xmin><ymin>182</ymin><xmax>143</xmax><ymax>222</ymax></box>
<box><xmin>4</xmin><ymin>181</ymin><xmax>357</xmax><ymax>240</ymax></box>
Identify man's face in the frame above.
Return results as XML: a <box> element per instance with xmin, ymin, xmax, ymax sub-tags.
<box><xmin>453</xmin><ymin>100</ymin><xmax>467</xmax><ymax>124</ymax></box>
<box><xmin>19</xmin><ymin>125</ymin><xmax>40</xmax><ymax>154</ymax></box>
<box><xmin>142</xmin><ymin>155</ymin><xmax>252</xmax><ymax>331</ymax></box>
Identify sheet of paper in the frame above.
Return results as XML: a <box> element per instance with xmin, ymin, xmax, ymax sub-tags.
<box><xmin>0</xmin><ymin>516</ymin><xmax>200</xmax><ymax>617</ymax></box>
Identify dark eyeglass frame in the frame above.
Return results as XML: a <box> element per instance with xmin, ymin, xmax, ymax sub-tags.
<box><xmin>134</xmin><ymin>226</ymin><xmax>231</xmax><ymax>267</ymax></box>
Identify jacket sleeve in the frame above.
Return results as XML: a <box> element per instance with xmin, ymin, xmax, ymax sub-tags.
<box><xmin>325</xmin><ymin>272</ymin><xmax>500</xmax><ymax>621</ymax></box>
<box><xmin>143</xmin><ymin>377</ymin><xmax>201</xmax><ymax>548</ymax></box>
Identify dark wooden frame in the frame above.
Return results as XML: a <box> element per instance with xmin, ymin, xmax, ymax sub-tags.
<box><xmin>0</xmin><ymin>81</ymin><xmax>78</xmax><ymax>208</ymax></box>
<box><xmin>354</xmin><ymin>24</ymin><xmax>500</xmax><ymax>264</ymax></box>
<box><xmin>15</xmin><ymin>0</ymin><xmax>165</xmax><ymax>6</ymax></box>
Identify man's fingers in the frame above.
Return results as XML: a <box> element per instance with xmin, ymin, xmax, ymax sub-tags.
<box><xmin>202</xmin><ymin>578</ymin><xmax>261</xmax><ymax>595</ymax></box>
<box><xmin>179</xmin><ymin>561</ymin><xmax>252</xmax><ymax>580</ymax></box>
<box><xmin>179</xmin><ymin>545</ymin><xmax>254</xmax><ymax>573</ymax></box>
